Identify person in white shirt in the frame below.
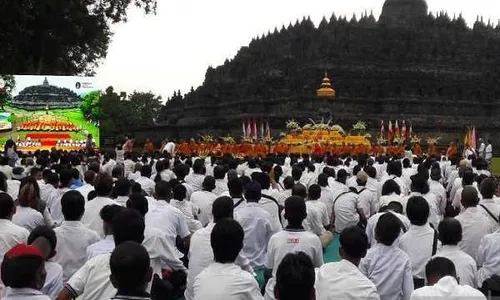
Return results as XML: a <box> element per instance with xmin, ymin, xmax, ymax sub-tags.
<box><xmin>360</xmin><ymin>212</ymin><xmax>414</xmax><ymax>300</ymax></box>
<box><xmin>186</xmin><ymin>196</ymin><xmax>253</xmax><ymax>300</ymax></box>
<box><xmin>163</xmin><ymin>140</ymin><xmax>176</xmax><ymax>156</ymax></box>
<box><xmin>332</xmin><ymin>183</ymin><xmax>366</xmax><ymax>234</ymax></box>
<box><xmin>428</xmin><ymin>167</ymin><xmax>447</xmax><ymax>217</ymax></box>
<box><xmin>101</xmin><ymin>152</ymin><xmax>117</xmax><ymax>177</ymax></box>
<box><xmin>235</xmin><ymin>181</ymin><xmax>274</xmax><ymax>268</ymax></box>
<box><xmin>275</xmin><ymin>252</ymin><xmax>316</xmax><ymax>300</ymax></box>
<box><xmin>193</xmin><ymin>218</ymin><xmax>262</xmax><ymax>300</ymax></box>
<box><xmin>410</xmin><ymin>257</ymin><xmax>486</xmax><ymax>300</ymax></box>
<box><xmin>399</xmin><ymin>196</ymin><xmax>438</xmax><ymax>289</ymax></box>
<box><xmin>75</xmin><ymin>170</ymin><xmax>95</xmax><ymax>201</ymax></box>
<box><xmin>355</xmin><ymin>171</ymin><xmax>378</xmax><ymax>219</ymax></box>
<box><xmin>478</xmin><ymin>177</ymin><xmax>500</xmax><ymax>229</ymax></box>
<box><xmin>455</xmin><ymin>186</ymin><xmax>496</xmax><ymax>259</ymax></box>
<box><xmin>46</xmin><ymin>168</ymin><xmax>73</xmax><ymax>224</ymax></box>
<box><xmin>380</xmin><ymin>161</ymin><xmax>409</xmax><ymax>197</ymax></box>
<box><xmin>316</xmin><ymin>226</ymin><xmax>379</xmax><ymax>300</ymax></box>
<box><xmin>379</xmin><ymin>179</ymin><xmax>405</xmax><ymax>209</ymax></box>
<box><xmin>145</xmin><ymin>181</ymin><xmax>191</xmax><ymax>251</ymax></box>
<box><xmin>478</xmin><ymin>139</ymin><xmax>486</xmax><ymax>159</ymax></box>
<box><xmin>40</xmin><ymin>171</ymin><xmax>58</xmax><ymax>204</ymax></box>
<box><xmin>123</xmin><ymin>152</ymin><xmax>136</xmax><ymax>178</ymax></box>
<box><xmin>366</xmin><ymin>201</ymin><xmax>411</xmax><ymax>247</ymax></box>
<box><xmin>244</xmin><ymin>158</ymin><xmax>261</xmax><ymax>178</ymax></box>
<box><xmin>402</xmin><ymin>159</ymin><xmax>417</xmax><ymax>191</ymax></box>
<box><xmin>28</xmin><ymin>227</ymin><xmax>64</xmax><ymax>299</ymax></box>
<box><xmin>406</xmin><ymin>173</ymin><xmax>440</xmax><ymax>228</ymax></box>
<box><xmin>317</xmin><ymin>174</ymin><xmax>334</xmax><ymax>214</ymax></box>
<box><xmin>0</xmin><ymin>157</ymin><xmax>13</xmax><ymax>180</ymax></box>
<box><xmin>305</xmin><ymin>184</ymin><xmax>333</xmax><ymax>248</ymax></box>
<box><xmin>185</xmin><ymin>159</ymin><xmax>206</xmax><ymax>192</ymax></box>
<box><xmin>1</xmin><ymin>244</ymin><xmax>52</xmax><ymax>300</ymax></box>
<box><xmin>227</xmin><ymin>177</ymin><xmax>246</xmax><ymax>207</ymax></box>
<box><xmin>433</xmin><ymin>218</ymin><xmax>478</xmax><ymax>288</ymax></box>
<box><xmin>12</xmin><ymin>180</ymin><xmax>45</xmax><ymax>232</ymax></box>
<box><xmin>53</xmin><ymin>191</ymin><xmax>101</xmax><ymax>281</ymax></box>
<box><xmin>253</xmin><ymin>172</ymin><xmax>283</xmax><ymax>233</ymax></box>
<box><xmin>151</xmin><ymin>159</ymin><xmax>177</xmax><ymax>183</ymax></box>
<box><xmin>346</xmin><ymin>165</ymin><xmax>362</xmax><ymax>188</ymax></box>
<box><xmin>452</xmin><ymin>170</ymin><xmax>478</xmax><ymax>211</ymax></box>
<box><xmin>477</xmin><ymin>227</ymin><xmax>500</xmax><ymax>290</ymax></box>
<box><xmin>112</xmin><ymin>178</ymin><xmax>131</xmax><ymax>206</ymax></box>
<box><xmin>213</xmin><ymin>165</ymin><xmax>228</xmax><ymax>196</ymax></box>
<box><xmin>485</xmin><ymin>140</ymin><xmax>493</xmax><ymax>167</ymax></box>
<box><xmin>190</xmin><ymin>176</ymin><xmax>218</xmax><ymax>226</ymax></box>
<box><xmin>135</xmin><ymin>165</ymin><xmax>156</xmax><ymax>196</ymax></box>
<box><xmin>128</xmin><ymin>162</ymin><xmax>143</xmax><ymax>181</ymax></box>
<box><xmin>170</xmin><ymin>184</ymin><xmax>202</xmax><ymax>233</ymax></box>
<box><xmin>86</xmin><ymin>204</ymin><xmax>124</xmax><ymax>259</ymax></box>
<box><xmin>264</xmin><ymin>196</ymin><xmax>324</xmax><ymax>300</ymax></box>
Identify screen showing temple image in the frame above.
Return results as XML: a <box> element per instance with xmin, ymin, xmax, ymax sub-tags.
<box><xmin>0</xmin><ymin>75</ymin><xmax>100</xmax><ymax>152</ymax></box>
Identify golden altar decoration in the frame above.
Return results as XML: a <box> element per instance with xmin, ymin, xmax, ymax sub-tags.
<box><xmin>316</xmin><ymin>72</ymin><xmax>336</xmax><ymax>98</ymax></box>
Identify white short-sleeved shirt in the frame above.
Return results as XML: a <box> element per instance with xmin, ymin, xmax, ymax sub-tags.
<box><xmin>410</xmin><ymin>276</ymin><xmax>485</xmax><ymax>300</ymax></box>
<box><xmin>170</xmin><ymin>199</ymin><xmax>202</xmax><ymax>233</ymax></box>
<box><xmin>304</xmin><ymin>200</ymin><xmax>329</xmax><ymax>236</ymax></box>
<box><xmin>46</xmin><ymin>188</ymin><xmax>72</xmax><ymax>224</ymax></box>
<box><xmin>3</xmin><ymin>288</ymin><xmax>52</xmax><ymax>300</ymax></box>
<box><xmin>316</xmin><ymin>260</ymin><xmax>380</xmax><ymax>300</ymax></box>
<box><xmin>455</xmin><ymin>207</ymin><xmax>496</xmax><ymax>259</ymax></box>
<box><xmin>213</xmin><ymin>179</ymin><xmax>228</xmax><ymax>196</ymax></box>
<box><xmin>193</xmin><ymin>262</ymin><xmax>262</xmax><ymax>300</ymax></box>
<box><xmin>135</xmin><ymin>176</ymin><xmax>156</xmax><ymax>196</ymax></box>
<box><xmin>185</xmin><ymin>173</ymin><xmax>205</xmax><ymax>192</ymax></box>
<box><xmin>236</xmin><ymin>203</ymin><xmax>274</xmax><ymax>268</ymax></box>
<box><xmin>53</xmin><ymin>221</ymin><xmax>101</xmax><ymax>281</ymax></box>
<box><xmin>190</xmin><ymin>191</ymin><xmax>217</xmax><ymax>226</ymax></box>
<box><xmin>433</xmin><ymin>245</ymin><xmax>477</xmax><ymax>288</ymax></box>
<box><xmin>42</xmin><ymin>261</ymin><xmax>63</xmax><ymax>299</ymax></box>
<box><xmin>260</xmin><ymin>189</ymin><xmax>283</xmax><ymax>233</ymax></box>
<box><xmin>399</xmin><ymin>224</ymin><xmax>437</xmax><ymax>279</ymax></box>
<box><xmin>6</xmin><ymin>180</ymin><xmax>20</xmax><ymax>201</ymax></box>
<box><xmin>12</xmin><ymin>206</ymin><xmax>45</xmax><ymax>232</ymax></box>
<box><xmin>145</xmin><ymin>200</ymin><xmax>190</xmax><ymax>247</ymax></box>
<box><xmin>86</xmin><ymin>235</ymin><xmax>115</xmax><ymax>260</ymax></box>
<box><xmin>75</xmin><ymin>184</ymin><xmax>94</xmax><ymax>201</ymax></box>
<box><xmin>264</xmin><ymin>229</ymin><xmax>323</xmax><ymax>300</ymax></box>
<box><xmin>0</xmin><ymin>219</ymin><xmax>30</xmax><ymax>257</ymax></box>
<box><xmin>333</xmin><ymin>191</ymin><xmax>360</xmax><ymax>233</ymax></box>
<box><xmin>318</xmin><ymin>187</ymin><xmax>334</xmax><ymax>215</ymax></box>
<box><xmin>366</xmin><ymin>211</ymin><xmax>411</xmax><ymax>247</ymax></box>
<box><xmin>477</xmin><ymin>230</ymin><xmax>500</xmax><ymax>286</ymax></box>
<box><xmin>81</xmin><ymin>196</ymin><xmax>118</xmax><ymax>238</ymax></box>
<box><xmin>359</xmin><ymin>244</ymin><xmax>414</xmax><ymax>300</ymax></box>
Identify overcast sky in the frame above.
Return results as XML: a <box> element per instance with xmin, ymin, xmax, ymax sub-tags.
<box><xmin>95</xmin><ymin>0</ymin><xmax>500</xmax><ymax>100</ymax></box>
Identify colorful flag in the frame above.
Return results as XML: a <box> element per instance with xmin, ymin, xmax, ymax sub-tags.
<box><xmin>246</xmin><ymin>120</ymin><xmax>252</xmax><ymax>139</ymax></box>
<box><xmin>252</xmin><ymin>119</ymin><xmax>258</xmax><ymax>140</ymax></box>
<box><xmin>242</xmin><ymin>120</ymin><xmax>246</xmax><ymax>138</ymax></box>
<box><xmin>380</xmin><ymin>120</ymin><xmax>385</xmax><ymax>139</ymax></box>
<box><xmin>388</xmin><ymin>120</ymin><xmax>393</xmax><ymax>142</ymax></box>
<box><xmin>395</xmin><ymin>120</ymin><xmax>400</xmax><ymax>138</ymax></box>
<box><xmin>471</xmin><ymin>126</ymin><xmax>477</xmax><ymax>150</ymax></box>
<box><xmin>260</xmin><ymin>119</ymin><xmax>265</xmax><ymax>140</ymax></box>
<box><xmin>265</xmin><ymin>120</ymin><xmax>271</xmax><ymax>139</ymax></box>
<box><xmin>402</xmin><ymin>120</ymin><xmax>407</xmax><ymax>140</ymax></box>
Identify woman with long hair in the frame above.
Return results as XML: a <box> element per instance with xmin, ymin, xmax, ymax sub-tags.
<box><xmin>11</xmin><ymin>177</ymin><xmax>45</xmax><ymax>231</ymax></box>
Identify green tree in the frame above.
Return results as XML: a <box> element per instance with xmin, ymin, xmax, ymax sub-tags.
<box><xmin>0</xmin><ymin>75</ymin><xmax>16</xmax><ymax>110</ymax></box>
<box><xmin>0</xmin><ymin>0</ymin><xmax>156</xmax><ymax>75</ymax></box>
<box><xmin>80</xmin><ymin>90</ymin><xmax>101</xmax><ymax>121</ymax></box>
<box><xmin>129</xmin><ymin>91</ymin><xmax>162</xmax><ymax>127</ymax></box>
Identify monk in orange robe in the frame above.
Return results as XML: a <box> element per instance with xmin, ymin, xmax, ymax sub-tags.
<box><xmin>178</xmin><ymin>142</ymin><xmax>190</xmax><ymax>155</ymax></box>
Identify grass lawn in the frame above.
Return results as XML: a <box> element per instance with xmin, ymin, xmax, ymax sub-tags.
<box><xmin>492</xmin><ymin>158</ymin><xmax>500</xmax><ymax>176</ymax></box>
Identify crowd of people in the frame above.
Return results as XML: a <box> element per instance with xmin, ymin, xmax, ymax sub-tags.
<box><xmin>0</xmin><ymin>142</ymin><xmax>498</xmax><ymax>300</ymax></box>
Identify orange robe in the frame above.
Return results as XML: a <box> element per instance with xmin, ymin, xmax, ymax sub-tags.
<box><xmin>414</xmin><ymin>144</ymin><xmax>422</xmax><ymax>157</ymax></box>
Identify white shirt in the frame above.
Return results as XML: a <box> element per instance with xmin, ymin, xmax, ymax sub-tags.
<box><xmin>190</xmin><ymin>190</ymin><xmax>217</xmax><ymax>226</ymax></box>
<box><xmin>135</xmin><ymin>176</ymin><xmax>156</xmax><ymax>196</ymax></box>
<box><xmin>101</xmin><ymin>159</ymin><xmax>117</xmax><ymax>176</ymax></box>
<box><xmin>86</xmin><ymin>235</ymin><xmax>115</xmax><ymax>260</ymax></box>
<box><xmin>3</xmin><ymin>288</ymin><xmax>52</xmax><ymax>300</ymax></box>
<box><xmin>478</xmin><ymin>199</ymin><xmax>500</xmax><ymax>231</ymax></box>
<box><xmin>6</xmin><ymin>180</ymin><xmax>20</xmax><ymax>201</ymax></box>
<box><xmin>356</xmin><ymin>186</ymin><xmax>378</xmax><ymax>218</ymax></box>
<box><xmin>318</xmin><ymin>187</ymin><xmax>334</xmax><ymax>215</ymax></box>
<box><xmin>164</xmin><ymin>142</ymin><xmax>176</xmax><ymax>155</ymax></box>
<box><xmin>213</xmin><ymin>179</ymin><xmax>228</xmax><ymax>196</ymax></box>
<box><xmin>185</xmin><ymin>173</ymin><xmax>205</xmax><ymax>192</ymax></box>
<box><xmin>333</xmin><ymin>191</ymin><xmax>360</xmax><ymax>233</ymax></box>
<box><xmin>185</xmin><ymin>223</ymin><xmax>252</xmax><ymax>300</ymax></box>
<box><xmin>12</xmin><ymin>206</ymin><xmax>44</xmax><ymax>232</ymax></box>
<box><xmin>455</xmin><ymin>207</ymin><xmax>496</xmax><ymax>259</ymax></box>
<box><xmin>151</xmin><ymin>169</ymin><xmax>177</xmax><ymax>183</ymax></box>
<box><xmin>170</xmin><ymin>199</ymin><xmax>203</xmax><ymax>233</ymax></box>
<box><xmin>477</xmin><ymin>230</ymin><xmax>500</xmax><ymax>286</ymax></box>
<box><xmin>366</xmin><ymin>211</ymin><xmax>411</xmax><ymax>247</ymax></box>
<box><xmin>236</xmin><ymin>202</ymin><xmax>274</xmax><ymax>268</ymax></box>
<box><xmin>360</xmin><ymin>244</ymin><xmax>414</xmax><ymax>300</ymax></box>
<box><xmin>260</xmin><ymin>189</ymin><xmax>283</xmax><ymax>233</ymax></box>
<box><xmin>114</xmin><ymin>195</ymin><xmax>128</xmax><ymax>206</ymax></box>
<box><xmin>486</xmin><ymin>144</ymin><xmax>493</xmax><ymax>160</ymax></box>
<box><xmin>53</xmin><ymin>220</ymin><xmax>101</xmax><ymax>281</ymax></box>
<box><xmin>433</xmin><ymin>245</ymin><xmax>477</xmax><ymax>288</ymax></box>
<box><xmin>405</xmin><ymin>192</ymin><xmax>440</xmax><ymax>228</ymax></box>
<box><xmin>46</xmin><ymin>188</ymin><xmax>71</xmax><ymax>224</ymax></box>
<box><xmin>0</xmin><ymin>219</ymin><xmax>29</xmax><ymax>258</ymax></box>
<box><xmin>0</xmin><ymin>165</ymin><xmax>13</xmax><ymax>180</ymax></box>
<box><xmin>123</xmin><ymin>159</ymin><xmax>135</xmax><ymax>177</ymax></box>
<box><xmin>428</xmin><ymin>180</ymin><xmax>447</xmax><ymax>215</ymax></box>
<box><xmin>316</xmin><ymin>259</ymin><xmax>380</xmax><ymax>300</ymax></box>
<box><xmin>399</xmin><ymin>224</ymin><xmax>437</xmax><ymax>279</ymax></box>
<box><xmin>81</xmin><ymin>196</ymin><xmax>118</xmax><ymax>238</ymax></box>
<box><xmin>410</xmin><ymin>276</ymin><xmax>485</xmax><ymax>300</ymax></box>
<box><xmin>277</xmin><ymin>189</ymin><xmax>292</xmax><ymax>206</ymax></box>
<box><xmin>145</xmin><ymin>200</ymin><xmax>190</xmax><ymax>248</ymax></box>
<box><xmin>304</xmin><ymin>200</ymin><xmax>329</xmax><ymax>236</ymax></box>
<box><xmin>193</xmin><ymin>262</ymin><xmax>262</xmax><ymax>300</ymax></box>
<box><xmin>42</xmin><ymin>261</ymin><xmax>63</xmax><ymax>299</ymax></box>
<box><xmin>264</xmin><ymin>229</ymin><xmax>323</xmax><ymax>300</ymax></box>
<box><xmin>75</xmin><ymin>184</ymin><xmax>94</xmax><ymax>201</ymax></box>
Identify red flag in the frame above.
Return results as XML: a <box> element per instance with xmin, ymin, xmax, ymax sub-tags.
<box><xmin>252</xmin><ymin>119</ymin><xmax>258</xmax><ymax>140</ymax></box>
<box><xmin>380</xmin><ymin>120</ymin><xmax>385</xmax><ymax>139</ymax></box>
<box><xmin>401</xmin><ymin>120</ymin><xmax>407</xmax><ymax>140</ymax></box>
<box><xmin>388</xmin><ymin>120</ymin><xmax>393</xmax><ymax>142</ymax></box>
<box><xmin>242</xmin><ymin>120</ymin><xmax>246</xmax><ymax>138</ymax></box>
<box><xmin>395</xmin><ymin>120</ymin><xmax>400</xmax><ymax>138</ymax></box>
<box><xmin>471</xmin><ymin>126</ymin><xmax>477</xmax><ymax>150</ymax></box>
<box><xmin>246</xmin><ymin>120</ymin><xmax>251</xmax><ymax>139</ymax></box>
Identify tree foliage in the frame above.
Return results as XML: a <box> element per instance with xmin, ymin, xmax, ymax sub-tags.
<box><xmin>80</xmin><ymin>90</ymin><xmax>101</xmax><ymax>121</ymax></box>
<box><xmin>0</xmin><ymin>0</ymin><xmax>156</xmax><ymax>75</ymax></box>
<box><xmin>0</xmin><ymin>75</ymin><xmax>16</xmax><ymax>110</ymax></box>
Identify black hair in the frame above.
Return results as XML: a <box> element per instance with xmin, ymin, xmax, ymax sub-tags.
<box><xmin>425</xmin><ymin>257</ymin><xmax>456</xmax><ymax>282</ymax></box>
<box><xmin>61</xmin><ymin>191</ymin><xmax>85</xmax><ymax>221</ymax></box>
<box><xmin>30</xmin><ymin>167</ymin><xmax>42</xmax><ymax>177</ymax></box>
<box><xmin>114</xmin><ymin>178</ymin><xmax>131</xmax><ymax>197</ymax></box>
<box><xmin>291</xmin><ymin>184</ymin><xmax>307</xmax><ymax>198</ymax></box>
<box><xmin>253</xmin><ymin>172</ymin><xmax>271</xmax><ymax>190</ymax></box>
<box><xmin>71</xmin><ymin>168</ymin><xmax>80</xmax><ymax>180</ymax></box>
<box><xmin>154</xmin><ymin>181</ymin><xmax>172</xmax><ymax>199</ymax></box>
<box><xmin>382</xmin><ymin>179</ymin><xmax>401</xmax><ymax>196</ymax></box>
<box><xmin>0</xmin><ymin>193</ymin><xmax>14</xmax><ymax>219</ymax></box>
<box><xmin>213</xmin><ymin>165</ymin><xmax>226</xmax><ymax>180</ymax></box>
<box><xmin>340</xmin><ymin>226</ymin><xmax>368</xmax><ymax>259</ymax></box>
<box><xmin>275</xmin><ymin>252</ymin><xmax>315</xmax><ymax>300</ymax></box>
<box><xmin>375</xmin><ymin>212</ymin><xmax>401</xmax><ymax>246</ymax></box>
<box><xmin>112</xmin><ymin>209</ymin><xmax>145</xmax><ymax>246</ymax></box>
<box><xmin>462</xmin><ymin>171</ymin><xmax>475</xmax><ymax>186</ymax></box>
<box><xmin>112</xmin><ymin>166</ymin><xmax>124</xmax><ymax>179</ymax></box>
<box><xmin>211</xmin><ymin>218</ymin><xmax>244</xmax><ymax>263</ymax></box>
<box><xmin>438</xmin><ymin>218</ymin><xmax>462</xmax><ymax>245</ymax></box>
<box><xmin>410</xmin><ymin>174</ymin><xmax>430</xmax><ymax>194</ymax></box>
<box><xmin>283</xmin><ymin>176</ymin><xmax>295</xmax><ymax>190</ymax></box>
<box><xmin>480</xmin><ymin>177</ymin><xmax>496</xmax><ymax>199</ymax></box>
<box><xmin>192</xmin><ymin>159</ymin><xmax>205</xmax><ymax>175</ymax></box>
<box><xmin>46</xmin><ymin>172</ymin><xmax>59</xmax><ymax>187</ymax></box>
<box><xmin>126</xmin><ymin>193</ymin><xmax>149</xmax><ymax>217</ymax></box>
<box><xmin>84</xmin><ymin>170</ymin><xmax>96</xmax><ymax>185</ymax></box>
<box><xmin>291</xmin><ymin>166</ymin><xmax>303</xmax><ymax>181</ymax></box>
<box><xmin>100</xmin><ymin>204</ymin><xmax>125</xmax><ymax>224</ymax></box>
<box><xmin>172</xmin><ymin>184</ymin><xmax>187</xmax><ymax>201</ymax></box>
<box><xmin>212</xmin><ymin>196</ymin><xmax>234</xmax><ymax>222</ymax></box>
<box><xmin>94</xmin><ymin>173</ymin><xmax>114</xmax><ymax>196</ymax></box>
<box><xmin>27</xmin><ymin>226</ymin><xmax>57</xmax><ymax>252</ymax></box>
<box><xmin>317</xmin><ymin>173</ymin><xmax>328</xmax><ymax>188</ymax></box>
<box><xmin>461</xmin><ymin>186</ymin><xmax>480</xmax><ymax>207</ymax></box>
<box><xmin>308</xmin><ymin>184</ymin><xmax>321</xmax><ymax>200</ymax></box>
<box><xmin>140</xmin><ymin>165</ymin><xmax>152</xmax><ymax>178</ymax></box>
<box><xmin>202</xmin><ymin>176</ymin><xmax>216</xmax><ymax>192</ymax></box>
<box><xmin>110</xmin><ymin>241</ymin><xmax>150</xmax><ymax>290</ymax></box>
<box><xmin>352</xmin><ymin>165</ymin><xmax>362</xmax><ymax>176</ymax></box>
<box><xmin>1</xmin><ymin>253</ymin><xmax>44</xmax><ymax>288</ymax></box>
<box><xmin>284</xmin><ymin>196</ymin><xmax>307</xmax><ymax>227</ymax></box>
<box><xmin>364</xmin><ymin>166</ymin><xmax>376</xmax><ymax>179</ymax></box>
<box><xmin>59</xmin><ymin>168</ymin><xmax>73</xmax><ymax>187</ymax></box>
<box><xmin>406</xmin><ymin>196</ymin><xmax>429</xmax><ymax>226</ymax></box>
<box><xmin>227</xmin><ymin>177</ymin><xmax>243</xmax><ymax>197</ymax></box>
